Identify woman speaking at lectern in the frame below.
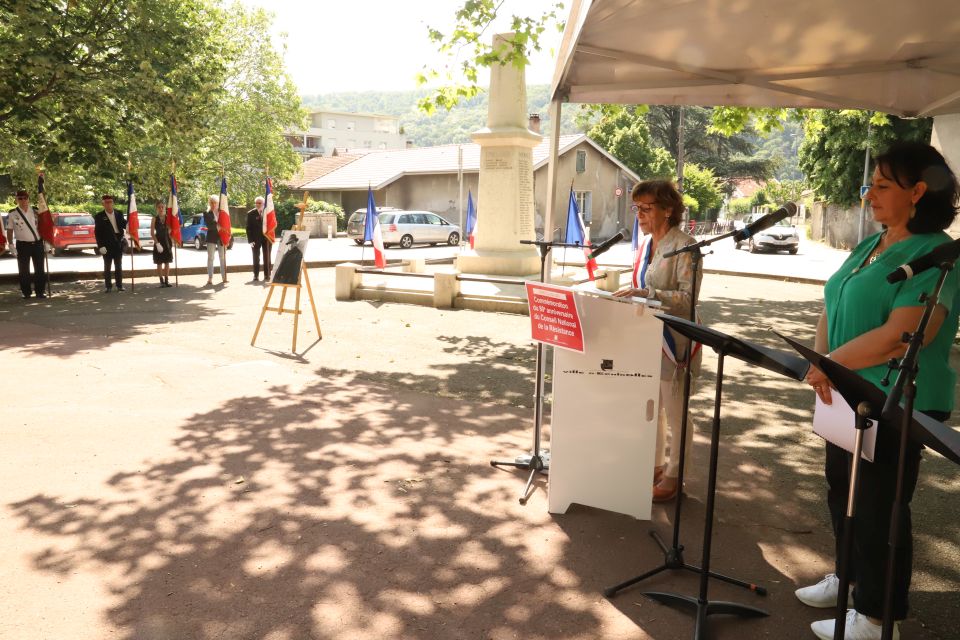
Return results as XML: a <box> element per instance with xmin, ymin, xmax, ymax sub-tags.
<box><xmin>614</xmin><ymin>180</ymin><xmax>702</xmax><ymax>503</ymax></box>
<box><xmin>799</xmin><ymin>142</ymin><xmax>959</xmax><ymax>640</ymax></box>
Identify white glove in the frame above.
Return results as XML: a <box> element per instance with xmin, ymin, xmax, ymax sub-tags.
<box><xmin>99</xmin><ymin>246</ymin><xmax>107</xmax><ymax>255</ymax></box>
<box><xmin>156</xmin><ymin>243</ymin><xmax>163</xmax><ymax>252</ymax></box>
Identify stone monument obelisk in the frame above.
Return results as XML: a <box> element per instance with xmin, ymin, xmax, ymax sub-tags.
<box><xmin>456</xmin><ymin>33</ymin><xmax>541</xmax><ymax>276</ymax></box>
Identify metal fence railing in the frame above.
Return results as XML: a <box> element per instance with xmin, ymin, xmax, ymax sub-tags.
<box><xmin>689</xmin><ymin>220</ymin><xmax>735</xmax><ymax>238</ymax></box>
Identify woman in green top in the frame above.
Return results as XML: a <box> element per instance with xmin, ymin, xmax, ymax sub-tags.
<box><xmin>797</xmin><ymin>142</ymin><xmax>959</xmax><ymax>640</ymax></box>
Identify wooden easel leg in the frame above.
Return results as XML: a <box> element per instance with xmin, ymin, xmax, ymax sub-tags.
<box><xmin>279</xmin><ymin>286</ymin><xmax>288</xmax><ymax>314</ymax></box>
<box><xmin>251</xmin><ymin>284</ymin><xmax>275</xmax><ymax>346</ymax></box>
<box><xmin>302</xmin><ymin>266</ymin><xmax>322</xmax><ymax>339</ymax></box>
<box><xmin>292</xmin><ymin>273</ymin><xmax>303</xmax><ymax>352</ymax></box>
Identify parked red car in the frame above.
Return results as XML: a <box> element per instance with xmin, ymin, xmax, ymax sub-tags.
<box><xmin>51</xmin><ymin>212</ymin><xmax>97</xmax><ymax>255</ymax></box>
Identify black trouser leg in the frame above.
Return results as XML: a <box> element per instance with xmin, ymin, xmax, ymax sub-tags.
<box><xmin>30</xmin><ymin>242</ymin><xmax>46</xmax><ymax>294</ymax></box>
<box><xmin>113</xmin><ymin>250</ymin><xmax>123</xmax><ymax>287</ymax></box>
<box><xmin>16</xmin><ymin>240</ymin><xmax>37</xmax><ymax>296</ymax></box>
<box><xmin>825</xmin><ymin>409</ymin><xmax>948</xmax><ymax>621</ymax></box>
<box><xmin>825</xmin><ymin>442</ymin><xmax>854</xmax><ymax>581</ymax></box>
<box><xmin>251</xmin><ymin>241</ymin><xmax>261</xmax><ymax>278</ymax></box>
<box><xmin>103</xmin><ymin>248</ymin><xmax>123</xmax><ymax>287</ymax></box>
<box><xmin>261</xmin><ymin>240</ymin><xmax>272</xmax><ymax>277</ymax></box>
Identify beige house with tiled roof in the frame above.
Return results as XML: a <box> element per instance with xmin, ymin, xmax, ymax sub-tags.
<box><xmin>291</xmin><ymin>134</ymin><xmax>641</xmax><ymax>242</ymax></box>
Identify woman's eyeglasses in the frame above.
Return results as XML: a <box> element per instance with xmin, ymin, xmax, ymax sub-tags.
<box><xmin>630</xmin><ymin>203</ymin><xmax>656</xmax><ymax>214</ymax></box>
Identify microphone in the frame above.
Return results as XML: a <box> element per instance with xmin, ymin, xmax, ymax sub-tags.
<box><xmin>732</xmin><ymin>203</ymin><xmax>797</xmax><ymax>243</ymax></box>
<box><xmin>586</xmin><ymin>231</ymin><xmax>624</xmax><ymax>260</ymax></box>
<box><xmin>886</xmin><ymin>238</ymin><xmax>960</xmax><ymax>283</ymax></box>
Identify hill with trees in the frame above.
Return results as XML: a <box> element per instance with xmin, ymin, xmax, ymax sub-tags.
<box><xmin>302</xmin><ymin>85</ymin><xmax>583</xmax><ymax>147</ymax></box>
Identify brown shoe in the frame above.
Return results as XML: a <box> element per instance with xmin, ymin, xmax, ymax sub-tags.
<box><xmin>652</xmin><ymin>478</ymin><xmax>680</xmax><ymax>503</ymax></box>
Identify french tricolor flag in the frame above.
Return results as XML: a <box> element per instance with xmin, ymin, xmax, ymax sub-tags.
<box><xmin>217</xmin><ymin>176</ymin><xmax>232</xmax><ymax>245</ymax></box>
<box><xmin>564</xmin><ymin>187</ymin><xmax>597</xmax><ymax>280</ymax></box>
<box><xmin>263</xmin><ymin>177</ymin><xmax>277</xmax><ymax>243</ymax></box>
<box><xmin>36</xmin><ymin>173</ymin><xmax>55</xmax><ymax>245</ymax></box>
<box><xmin>166</xmin><ymin>174</ymin><xmax>182</xmax><ymax>245</ymax></box>
<box><xmin>127</xmin><ymin>180</ymin><xmax>140</xmax><ymax>249</ymax></box>
<box><xmin>363</xmin><ymin>186</ymin><xmax>386</xmax><ymax>268</ymax></box>
<box><xmin>465</xmin><ymin>190</ymin><xmax>477</xmax><ymax>249</ymax></box>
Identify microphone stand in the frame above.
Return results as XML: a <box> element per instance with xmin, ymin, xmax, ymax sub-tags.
<box><xmin>876</xmin><ymin>259</ymin><xmax>954</xmax><ymax>640</ymax></box>
<box><xmin>490</xmin><ymin>238</ymin><xmax>598</xmax><ymax>505</ymax></box>
<box><xmin>605</xmin><ymin>224</ymin><xmax>767</xmax><ymax>599</ymax></box>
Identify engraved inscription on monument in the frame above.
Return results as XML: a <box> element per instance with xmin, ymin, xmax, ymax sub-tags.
<box><xmin>484</xmin><ymin>152</ymin><xmax>514</xmax><ymax>171</ymax></box>
<box><xmin>518</xmin><ymin>150</ymin><xmax>534</xmax><ymax>237</ymax></box>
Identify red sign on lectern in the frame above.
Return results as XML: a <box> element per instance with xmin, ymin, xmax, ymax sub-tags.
<box><xmin>525</xmin><ymin>282</ymin><xmax>585</xmax><ymax>353</ymax></box>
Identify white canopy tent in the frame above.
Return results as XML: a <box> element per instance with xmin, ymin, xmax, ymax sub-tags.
<box><xmin>539</xmin><ymin>0</ymin><xmax>960</xmax><ymax>266</ymax></box>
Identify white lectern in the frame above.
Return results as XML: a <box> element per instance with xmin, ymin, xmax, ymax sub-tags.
<box><xmin>547</xmin><ymin>291</ymin><xmax>663</xmax><ymax>520</ymax></box>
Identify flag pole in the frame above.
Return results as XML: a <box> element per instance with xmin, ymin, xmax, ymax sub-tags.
<box><xmin>172</xmin><ymin>160</ymin><xmax>179</xmax><ymax>287</ymax></box>
<box><xmin>38</xmin><ymin>169</ymin><xmax>52</xmax><ymax>297</ymax></box>
<box><xmin>563</xmin><ymin>181</ymin><xmax>574</xmax><ymax>276</ymax></box>
<box><xmin>361</xmin><ymin>183</ymin><xmax>368</xmax><ymax>266</ymax></box>
<box><xmin>127</xmin><ymin>161</ymin><xmax>136</xmax><ymax>293</ymax></box>
<box><xmin>221</xmin><ymin>163</ymin><xmax>228</xmax><ymax>280</ymax></box>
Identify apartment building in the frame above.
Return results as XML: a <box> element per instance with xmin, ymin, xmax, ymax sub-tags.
<box><xmin>284</xmin><ymin>109</ymin><xmax>407</xmax><ymax>158</ymax></box>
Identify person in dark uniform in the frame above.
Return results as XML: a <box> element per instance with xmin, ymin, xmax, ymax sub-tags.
<box><xmin>246</xmin><ymin>196</ymin><xmax>271</xmax><ymax>282</ymax></box>
<box><xmin>150</xmin><ymin>200</ymin><xmax>173</xmax><ymax>287</ymax></box>
<box><xmin>94</xmin><ymin>194</ymin><xmax>127</xmax><ymax>292</ymax></box>
<box><xmin>272</xmin><ymin>234</ymin><xmax>303</xmax><ymax>285</ymax></box>
<box><xmin>5</xmin><ymin>189</ymin><xmax>48</xmax><ymax>299</ymax></box>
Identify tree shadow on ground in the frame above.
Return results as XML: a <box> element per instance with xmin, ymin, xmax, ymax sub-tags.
<box><xmin>10</xmin><ymin>367</ymin><xmax>633</xmax><ymax>639</ymax></box>
<box><xmin>6</xmin><ymin>288</ymin><xmax>958</xmax><ymax>640</ymax></box>
<box><xmin>0</xmin><ymin>280</ymin><xmax>227</xmax><ymax>358</ymax></box>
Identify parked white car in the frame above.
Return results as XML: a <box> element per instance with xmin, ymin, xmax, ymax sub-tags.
<box><xmin>735</xmin><ymin>212</ymin><xmax>800</xmax><ymax>254</ymax></box>
<box><xmin>347</xmin><ymin>209</ymin><xmax>461</xmax><ymax>248</ymax></box>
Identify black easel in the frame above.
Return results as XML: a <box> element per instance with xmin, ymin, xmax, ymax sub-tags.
<box><xmin>490</xmin><ymin>238</ymin><xmax>590</xmax><ymax>505</ymax></box>
<box><xmin>605</xmin><ymin>219</ymin><xmax>758</xmax><ymax>600</ymax></box>
<box><xmin>777</xmin><ymin>330</ymin><xmax>960</xmax><ymax>640</ymax></box>
<box><xmin>878</xmin><ymin>261</ymin><xmax>957</xmax><ymax>640</ymax></box>
<box><xmin>634</xmin><ymin>315</ymin><xmax>809</xmax><ymax>640</ymax></box>
<box><xmin>777</xmin><ymin>334</ymin><xmax>877</xmax><ymax>640</ymax></box>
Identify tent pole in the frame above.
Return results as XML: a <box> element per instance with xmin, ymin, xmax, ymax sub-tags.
<box><xmin>542</xmin><ymin>99</ymin><xmax>563</xmax><ymax>284</ymax></box>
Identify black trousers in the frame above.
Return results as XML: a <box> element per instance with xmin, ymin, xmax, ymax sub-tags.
<box><xmin>16</xmin><ymin>240</ymin><xmax>47</xmax><ymax>297</ymax></box>
<box><xmin>826</xmin><ymin>408</ymin><xmax>949</xmax><ymax>620</ymax></box>
<box><xmin>102</xmin><ymin>247</ymin><xmax>123</xmax><ymax>288</ymax></box>
<box><xmin>251</xmin><ymin>239</ymin><xmax>272</xmax><ymax>279</ymax></box>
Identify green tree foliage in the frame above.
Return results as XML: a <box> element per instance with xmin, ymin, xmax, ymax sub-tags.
<box><xmin>757</xmin><ymin>179</ymin><xmax>807</xmax><ymax>207</ymax></box>
<box><xmin>170</xmin><ymin>4</ymin><xmax>305</xmax><ymax>209</ymax></box>
<box><xmin>798</xmin><ymin>110</ymin><xmax>932</xmax><ymax>207</ymax></box>
<box><xmin>418</xmin><ymin>0</ymin><xmax>565</xmax><ymax>114</ymax></box>
<box><xmin>578</xmin><ymin>104</ymin><xmax>773</xmax><ymax>190</ymax></box>
<box><xmin>709</xmin><ymin>107</ymin><xmax>933</xmax><ymax>208</ymax></box>
<box><xmin>728</xmin><ymin>197</ymin><xmax>752</xmax><ymax>215</ymax></box>
<box><xmin>644</xmin><ymin>106</ymin><xmax>774</xmax><ymax>190</ymax></box>
<box><xmin>585</xmin><ymin>106</ymin><xmax>674</xmax><ymax>179</ymax></box>
<box><xmin>1</xmin><ymin>0</ymin><xmax>224</xmax><ymax>185</ymax></box>
<box><xmin>682</xmin><ymin>163</ymin><xmax>723</xmax><ymax>219</ymax></box>
<box><xmin>1</xmin><ymin>1</ymin><xmax>303</xmax><ymax>211</ymax></box>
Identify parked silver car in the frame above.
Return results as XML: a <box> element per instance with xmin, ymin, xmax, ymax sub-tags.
<box><xmin>347</xmin><ymin>209</ymin><xmax>461</xmax><ymax>249</ymax></box>
<box><xmin>346</xmin><ymin>207</ymin><xmax>399</xmax><ymax>245</ymax></box>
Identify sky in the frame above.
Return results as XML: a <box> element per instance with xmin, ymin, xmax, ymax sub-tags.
<box><xmin>237</xmin><ymin>0</ymin><xmax>567</xmax><ymax>95</ymax></box>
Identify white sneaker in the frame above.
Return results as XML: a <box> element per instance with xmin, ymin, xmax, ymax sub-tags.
<box><xmin>796</xmin><ymin>573</ymin><xmax>854</xmax><ymax>608</ymax></box>
<box><xmin>811</xmin><ymin>609</ymin><xmax>899</xmax><ymax>640</ymax></box>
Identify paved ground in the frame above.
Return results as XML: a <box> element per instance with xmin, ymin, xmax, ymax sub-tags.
<box><xmin>1</xmin><ymin>264</ymin><xmax>957</xmax><ymax>640</ymax></box>
<box><xmin>0</xmin><ymin>234</ymin><xmax>849</xmax><ymax>284</ymax></box>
